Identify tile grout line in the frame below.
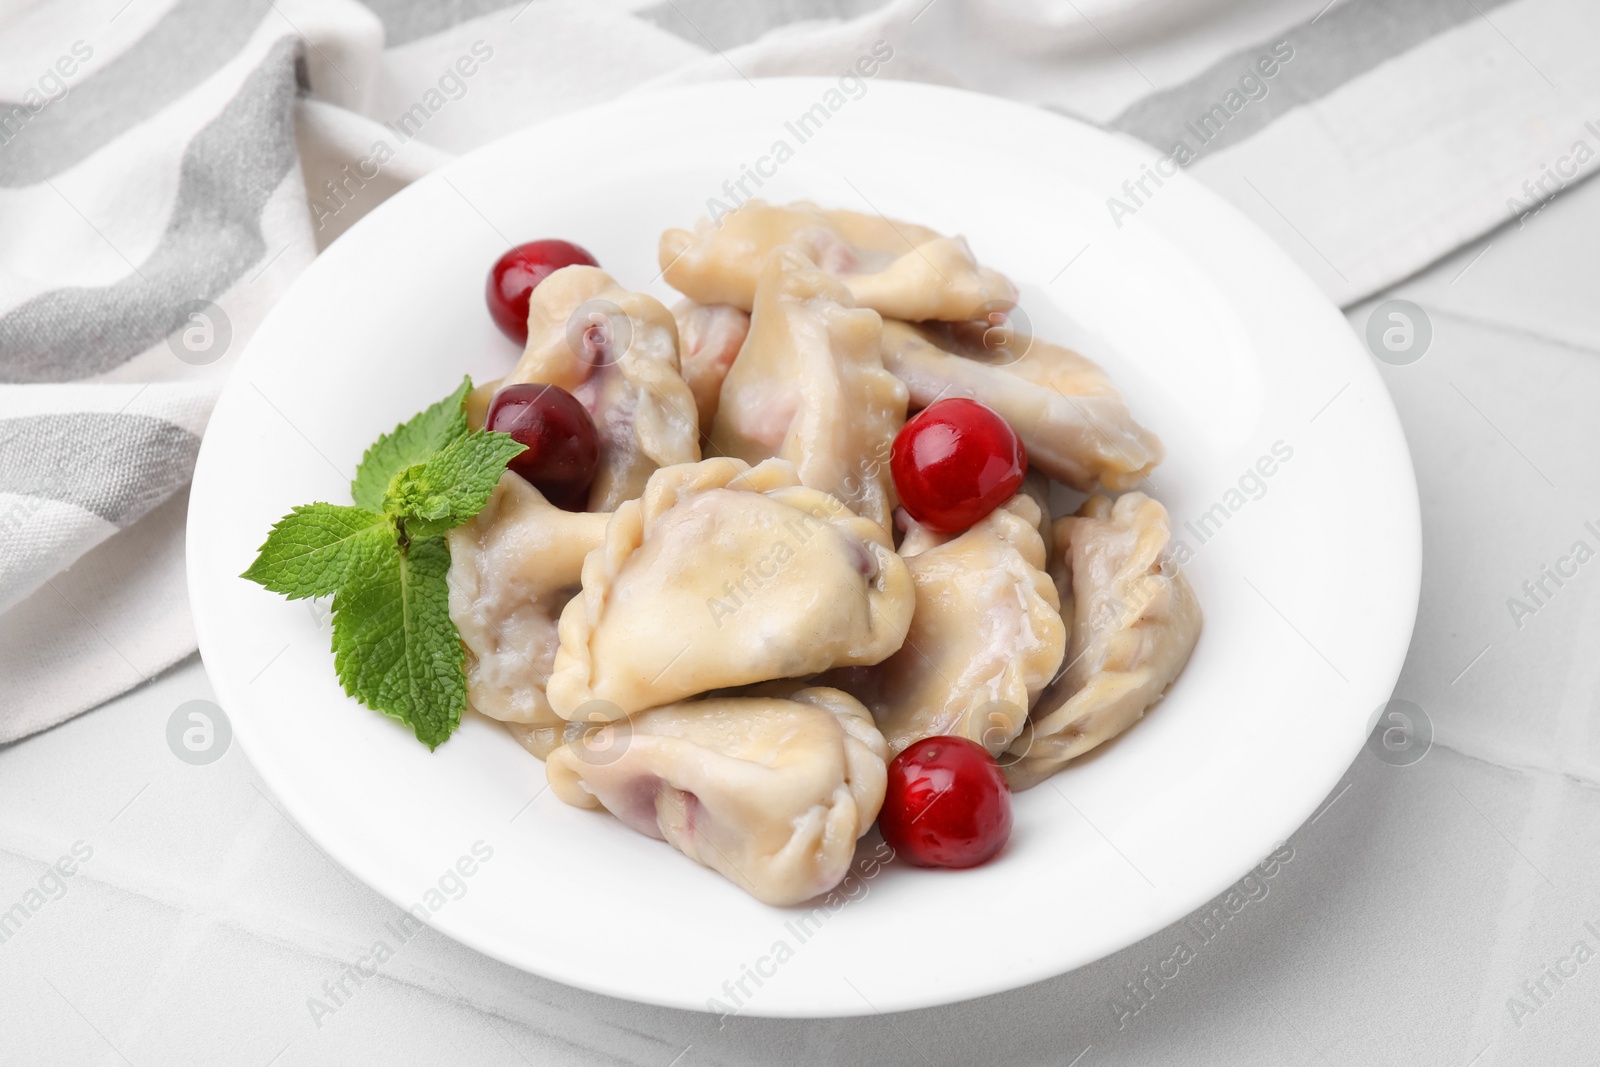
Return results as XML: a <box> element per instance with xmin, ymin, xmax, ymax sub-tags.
<box><xmin>1417</xmin><ymin>305</ymin><xmax>1600</xmax><ymax>359</ymax></box>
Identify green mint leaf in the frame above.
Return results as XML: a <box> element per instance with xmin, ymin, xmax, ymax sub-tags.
<box><xmin>383</xmin><ymin>430</ymin><xmax>526</xmax><ymax>538</ymax></box>
<box><xmin>241</xmin><ymin>503</ymin><xmax>393</xmax><ymax>600</ymax></box>
<box><xmin>330</xmin><ymin>536</ymin><xmax>462</xmax><ymax>749</ymax></box>
<box><xmin>247</xmin><ymin>381</ymin><xmax>520</xmax><ymax>751</ymax></box>
<box><xmin>350</xmin><ymin>376</ymin><xmax>472</xmax><ymax>512</ymax></box>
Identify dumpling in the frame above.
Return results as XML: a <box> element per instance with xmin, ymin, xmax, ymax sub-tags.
<box><xmin>659</xmin><ymin>199</ymin><xmax>1017</xmax><ymax>322</ymax></box>
<box><xmin>671</xmin><ymin>300</ymin><xmax>750</xmax><ymax>437</ymax></box>
<box><xmin>505</xmin><ymin>266</ymin><xmax>700</xmax><ymax>511</ymax></box>
<box><xmin>446</xmin><ymin>473</ymin><xmax>609</xmax><ymax>757</ymax></box>
<box><xmin>546</xmin><ymin>457</ymin><xmax>914</xmax><ymax>720</ymax></box>
<box><xmin>1018</xmin><ymin>467</ymin><xmax>1058</xmax><ymax>571</ymax></box>
<box><xmin>1004</xmin><ymin>493</ymin><xmax>1202</xmax><ymax>790</ymax></box>
<box><xmin>545</xmin><ymin>685</ymin><xmax>887</xmax><ymax>906</ymax></box>
<box><xmin>847</xmin><ymin>495</ymin><xmax>1066</xmax><ymax>757</ymax></box>
<box><xmin>880</xmin><ymin>321</ymin><xmax>1163</xmax><ymax>492</ymax></box>
<box><xmin>710</xmin><ymin>247</ymin><xmax>907</xmax><ymax>530</ymax></box>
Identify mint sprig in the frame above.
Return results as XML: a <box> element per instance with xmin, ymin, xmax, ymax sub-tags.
<box><xmin>243</xmin><ymin>378</ymin><xmax>526</xmax><ymax>749</ymax></box>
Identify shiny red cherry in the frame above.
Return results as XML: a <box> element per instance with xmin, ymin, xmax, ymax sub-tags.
<box><xmin>486</xmin><ymin>383</ymin><xmax>599</xmax><ymax>510</ymax></box>
<box><xmin>890</xmin><ymin>398</ymin><xmax>1026</xmax><ymax>533</ymax></box>
<box><xmin>878</xmin><ymin>736</ymin><xmax>1012</xmax><ymax>868</ymax></box>
<box><xmin>486</xmin><ymin>239</ymin><xmax>599</xmax><ymax>343</ymax></box>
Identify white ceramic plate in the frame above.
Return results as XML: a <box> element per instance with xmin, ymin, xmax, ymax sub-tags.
<box><xmin>188</xmin><ymin>79</ymin><xmax>1420</xmax><ymax>1017</ymax></box>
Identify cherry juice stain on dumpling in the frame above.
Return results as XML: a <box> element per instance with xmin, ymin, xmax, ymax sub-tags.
<box><xmin>710</xmin><ymin>247</ymin><xmax>906</xmax><ymax>531</ymax></box>
<box><xmin>505</xmin><ymin>265</ymin><xmax>700</xmax><ymax>512</ymax></box>
<box><xmin>546</xmin><ymin>684</ymin><xmax>887</xmax><ymax>906</ymax></box>
<box><xmin>671</xmin><ymin>299</ymin><xmax>749</xmax><ymax>438</ymax></box>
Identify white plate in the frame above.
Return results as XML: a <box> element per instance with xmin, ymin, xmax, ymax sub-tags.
<box><xmin>188</xmin><ymin>79</ymin><xmax>1420</xmax><ymax>1017</ymax></box>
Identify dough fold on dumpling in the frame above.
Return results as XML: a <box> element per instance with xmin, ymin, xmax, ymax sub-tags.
<box><xmin>1018</xmin><ymin>467</ymin><xmax>1057</xmax><ymax>571</ymax></box>
<box><xmin>1005</xmin><ymin>493</ymin><xmax>1201</xmax><ymax>790</ymax></box>
<box><xmin>671</xmin><ymin>299</ymin><xmax>750</xmax><ymax>438</ymax></box>
<box><xmin>506</xmin><ymin>265</ymin><xmax>700</xmax><ymax>511</ymax></box>
<box><xmin>446</xmin><ymin>473</ymin><xmax>609</xmax><ymax>756</ymax></box>
<box><xmin>710</xmin><ymin>247</ymin><xmax>906</xmax><ymax>530</ymax></box>
<box><xmin>880</xmin><ymin>321</ymin><xmax>1163</xmax><ymax>492</ymax></box>
<box><xmin>546</xmin><ymin>685</ymin><xmax>887</xmax><ymax>906</ymax></box>
<box><xmin>659</xmin><ymin>200</ymin><xmax>1017</xmax><ymax>322</ymax></box>
<box><xmin>848</xmin><ymin>495</ymin><xmax>1066</xmax><ymax>757</ymax></box>
<box><xmin>546</xmin><ymin>457</ymin><xmax>914</xmax><ymax>720</ymax></box>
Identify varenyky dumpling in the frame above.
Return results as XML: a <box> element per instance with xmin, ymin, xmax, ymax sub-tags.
<box><xmin>546</xmin><ymin>458</ymin><xmax>914</xmax><ymax>720</ymax></box>
<box><xmin>446</xmin><ymin>473</ymin><xmax>609</xmax><ymax>757</ymax></box>
<box><xmin>852</xmin><ymin>495</ymin><xmax>1066</xmax><ymax>757</ymax></box>
<box><xmin>880</xmin><ymin>321</ymin><xmax>1163</xmax><ymax>492</ymax></box>
<box><xmin>659</xmin><ymin>199</ymin><xmax>1017</xmax><ymax>322</ymax></box>
<box><xmin>710</xmin><ymin>247</ymin><xmax>906</xmax><ymax>530</ymax></box>
<box><xmin>1019</xmin><ymin>467</ymin><xmax>1057</xmax><ymax>571</ymax></box>
<box><xmin>1005</xmin><ymin>493</ymin><xmax>1202</xmax><ymax>791</ymax></box>
<box><xmin>671</xmin><ymin>299</ymin><xmax>750</xmax><ymax>438</ymax></box>
<box><xmin>505</xmin><ymin>266</ymin><xmax>700</xmax><ymax>511</ymax></box>
<box><xmin>546</xmin><ymin>685</ymin><xmax>887</xmax><ymax>906</ymax></box>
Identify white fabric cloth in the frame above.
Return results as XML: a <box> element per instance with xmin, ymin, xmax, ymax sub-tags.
<box><xmin>1</xmin><ymin>0</ymin><xmax>1595</xmax><ymax>742</ymax></box>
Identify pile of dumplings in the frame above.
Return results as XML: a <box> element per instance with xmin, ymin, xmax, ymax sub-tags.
<box><xmin>447</xmin><ymin>201</ymin><xmax>1202</xmax><ymax>906</ymax></box>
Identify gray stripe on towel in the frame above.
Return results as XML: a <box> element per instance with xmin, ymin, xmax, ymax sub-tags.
<box><xmin>0</xmin><ymin>412</ymin><xmax>200</xmax><ymax>527</ymax></box>
<box><xmin>638</xmin><ymin>0</ymin><xmax>892</xmax><ymax>52</ymax></box>
<box><xmin>362</xmin><ymin>0</ymin><xmax>519</xmax><ymax>47</ymax></box>
<box><xmin>0</xmin><ymin>0</ymin><xmax>276</xmax><ymax>187</ymax></box>
<box><xmin>1108</xmin><ymin>0</ymin><xmax>1517</xmax><ymax>164</ymax></box>
<box><xmin>0</xmin><ymin>37</ymin><xmax>299</xmax><ymax>384</ymax></box>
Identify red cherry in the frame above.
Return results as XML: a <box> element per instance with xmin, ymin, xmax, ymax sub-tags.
<box><xmin>878</xmin><ymin>736</ymin><xmax>1012</xmax><ymax>868</ymax></box>
<box><xmin>890</xmin><ymin>398</ymin><xmax>1026</xmax><ymax>533</ymax></box>
<box><xmin>486</xmin><ymin>239</ymin><xmax>599</xmax><ymax>343</ymax></box>
<box><xmin>486</xmin><ymin>383</ymin><xmax>599</xmax><ymax>510</ymax></box>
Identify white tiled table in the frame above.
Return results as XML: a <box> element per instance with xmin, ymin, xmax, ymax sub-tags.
<box><xmin>3</xmin><ymin>177</ymin><xmax>1598</xmax><ymax>1067</ymax></box>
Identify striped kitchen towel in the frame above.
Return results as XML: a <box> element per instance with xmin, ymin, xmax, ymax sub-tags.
<box><xmin>1</xmin><ymin>0</ymin><xmax>1594</xmax><ymax>742</ymax></box>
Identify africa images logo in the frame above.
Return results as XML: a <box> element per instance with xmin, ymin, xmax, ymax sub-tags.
<box><xmin>166</xmin><ymin>700</ymin><xmax>232</xmax><ymax>765</ymax></box>
<box><xmin>1107</xmin><ymin>41</ymin><xmax>1296</xmax><ymax>227</ymax></box>
<box><xmin>166</xmin><ymin>300</ymin><xmax>233</xmax><ymax>366</ymax></box>
<box><xmin>1109</xmin><ymin>843</ymin><xmax>1295</xmax><ymax>1029</ymax></box>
